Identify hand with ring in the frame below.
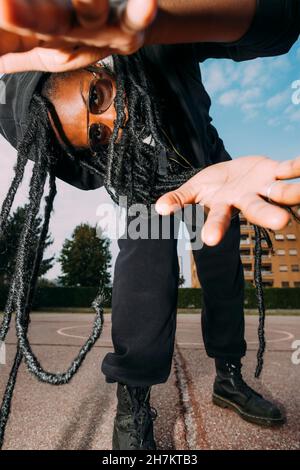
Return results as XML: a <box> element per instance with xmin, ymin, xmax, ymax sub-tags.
<box><xmin>156</xmin><ymin>155</ymin><xmax>300</xmax><ymax>247</ymax></box>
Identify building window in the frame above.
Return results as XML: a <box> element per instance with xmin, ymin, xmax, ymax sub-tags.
<box><xmin>289</xmin><ymin>250</ymin><xmax>298</xmax><ymax>256</ymax></box>
<box><xmin>291</xmin><ymin>265</ymin><xmax>300</xmax><ymax>272</ymax></box>
<box><xmin>240</xmin><ymin>249</ymin><xmax>250</xmax><ymax>256</ymax></box>
<box><xmin>243</xmin><ymin>264</ymin><xmax>252</xmax><ymax>272</ymax></box>
<box><xmin>263</xmin><ymin>281</ymin><xmax>274</xmax><ymax>287</ymax></box>
<box><xmin>294</xmin><ymin>282</ymin><xmax>300</xmax><ymax>288</ymax></box>
<box><xmin>276</xmin><ymin>250</ymin><xmax>286</xmax><ymax>256</ymax></box>
<box><xmin>281</xmin><ymin>282</ymin><xmax>290</xmax><ymax>287</ymax></box>
<box><xmin>286</xmin><ymin>234</ymin><xmax>296</xmax><ymax>241</ymax></box>
<box><xmin>275</xmin><ymin>234</ymin><xmax>284</xmax><ymax>241</ymax></box>
<box><xmin>279</xmin><ymin>265</ymin><xmax>288</xmax><ymax>272</ymax></box>
<box><xmin>262</xmin><ymin>264</ymin><xmax>272</xmax><ymax>272</ymax></box>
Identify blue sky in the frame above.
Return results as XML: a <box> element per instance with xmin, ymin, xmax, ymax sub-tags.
<box><xmin>201</xmin><ymin>41</ymin><xmax>300</xmax><ymax>162</ymax></box>
<box><xmin>1</xmin><ymin>40</ymin><xmax>300</xmax><ymax>286</ymax></box>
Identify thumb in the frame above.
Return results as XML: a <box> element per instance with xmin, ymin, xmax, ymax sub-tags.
<box><xmin>155</xmin><ymin>180</ymin><xmax>200</xmax><ymax>216</ymax></box>
<box><xmin>72</xmin><ymin>0</ymin><xmax>109</xmax><ymax>29</ymax></box>
<box><xmin>121</xmin><ymin>0</ymin><xmax>157</xmax><ymax>34</ymax></box>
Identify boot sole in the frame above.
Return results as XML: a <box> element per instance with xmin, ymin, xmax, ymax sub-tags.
<box><xmin>212</xmin><ymin>393</ymin><xmax>286</xmax><ymax>427</ymax></box>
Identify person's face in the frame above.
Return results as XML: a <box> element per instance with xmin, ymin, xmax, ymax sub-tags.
<box><xmin>47</xmin><ymin>64</ymin><xmax>126</xmax><ymax>153</ymax></box>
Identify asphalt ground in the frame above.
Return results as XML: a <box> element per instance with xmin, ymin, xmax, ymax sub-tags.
<box><xmin>0</xmin><ymin>313</ymin><xmax>299</xmax><ymax>450</ymax></box>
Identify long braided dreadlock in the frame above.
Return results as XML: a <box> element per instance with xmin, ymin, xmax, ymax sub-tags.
<box><xmin>43</xmin><ymin>51</ymin><xmax>201</xmax><ymax>207</ymax></box>
<box><xmin>0</xmin><ymin>93</ymin><xmax>105</xmax><ymax>448</ymax></box>
<box><xmin>0</xmin><ymin>49</ymin><xmax>300</xmax><ymax>448</ymax></box>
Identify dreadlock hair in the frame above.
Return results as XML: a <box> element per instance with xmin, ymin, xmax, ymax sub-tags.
<box><xmin>41</xmin><ymin>51</ymin><xmax>201</xmax><ymax>208</ymax></box>
<box><xmin>1</xmin><ymin>50</ymin><xmax>300</xmax><ymax>448</ymax></box>
<box><xmin>0</xmin><ymin>92</ymin><xmax>105</xmax><ymax>448</ymax></box>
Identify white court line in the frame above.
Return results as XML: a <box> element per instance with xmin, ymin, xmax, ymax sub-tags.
<box><xmin>57</xmin><ymin>325</ymin><xmax>294</xmax><ymax>346</ymax></box>
<box><xmin>57</xmin><ymin>325</ymin><xmax>93</xmax><ymax>340</ymax></box>
<box><xmin>178</xmin><ymin>330</ymin><xmax>294</xmax><ymax>347</ymax></box>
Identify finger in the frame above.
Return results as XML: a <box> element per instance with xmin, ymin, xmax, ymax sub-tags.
<box><xmin>0</xmin><ymin>44</ymin><xmax>111</xmax><ymax>72</ymax></box>
<box><xmin>121</xmin><ymin>0</ymin><xmax>157</xmax><ymax>34</ymax></box>
<box><xmin>200</xmin><ymin>203</ymin><xmax>232</xmax><ymax>246</ymax></box>
<box><xmin>0</xmin><ymin>0</ymin><xmax>74</xmax><ymax>35</ymax></box>
<box><xmin>237</xmin><ymin>193</ymin><xmax>291</xmax><ymax>230</ymax></box>
<box><xmin>275</xmin><ymin>155</ymin><xmax>300</xmax><ymax>180</ymax></box>
<box><xmin>0</xmin><ymin>31</ymin><xmax>40</xmax><ymax>56</ymax></box>
<box><xmin>72</xmin><ymin>0</ymin><xmax>109</xmax><ymax>29</ymax></box>
<box><xmin>261</xmin><ymin>181</ymin><xmax>300</xmax><ymax>206</ymax></box>
<box><xmin>155</xmin><ymin>178</ymin><xmax>202</xmax><ymax>216</ymax></box>
<box><xmin>62</xmin><ymin>22</ymin><xmax>144</xmax><ymax>55</ymax></box>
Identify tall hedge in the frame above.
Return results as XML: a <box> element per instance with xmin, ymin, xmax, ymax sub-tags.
<box><xmin>0</xmin><ymin>285</ymin><xmax>299</xmax><ymax>310</ymax></box>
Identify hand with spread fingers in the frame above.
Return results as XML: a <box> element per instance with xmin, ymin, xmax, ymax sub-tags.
<box><xmin>155</xmin><ymin>155</ymin><xmax>300</xmax><ymax>247</ymax></box>
<box><xmin>0</xmin><ymin>0</ymin><xmax>157</xmax><ymax>72</ymax></box>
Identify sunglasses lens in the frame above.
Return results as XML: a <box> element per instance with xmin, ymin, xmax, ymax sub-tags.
<box><xmin>89</xmin><ymin>124</ymin><xmax>112</xmax><ymax>151</ymax></box>
<box><xmin>89</xmin><ymin>79</ymin><xmax>114</xmax><ymax>114</ymax></box>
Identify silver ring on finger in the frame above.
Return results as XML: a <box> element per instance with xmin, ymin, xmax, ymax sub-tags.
<box><xmin>266</xmin><ymin>180</ymin><xmax>281</xmax><ymax>203</ymax></box>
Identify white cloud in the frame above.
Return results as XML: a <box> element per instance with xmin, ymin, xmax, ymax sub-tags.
<box><xmin>239</xmin><ymin>87</ymin><xmax>261</xmax><ymax>103</ymax></box>
<box><xmin>287</xmin><ymin>108</ymin><xmax>300</xmax><ymax>122</ymax></box>
<box><xmin>218</xmin><ymin>87</ymin><xmax>261</xmax><ymax>111</ymax></box>
<box><xmin>283</xmin><ymin>103</ymin><xmax>300</xmax><ymax>123</ymax></box>
<box><xmin>284</xmin><ymin>104</ymin><xmax>295</xmax><ymax>115</ymax></box>
<box><xmin>267</xmin><ymin>117</ymin><xmax>281</xmax><ymax>127</ymax></box>
<box><xmin>241</xmin><ymin>61</ymin><xmax>263</xmax><ymax>87</ymax></box>
<box><xmin>218</xmin><ymin>89</ymin><xmax>239</xmax><ymax>106</ymax></box>
<box><xmin>201</xmin><ymin>62</ymin><xmax>230</xmax><ymax>96</ymax></box>
<box><xmin>284</xmin><ymin>124</ymin><xmax>295</xmax><ymax>132</ymax></box>
<box><xmin>266</xmin><ymin>89</ymin><xmax>290</xmax><ymax>109</ymax></box>
<box><xmin>268</xmin><ymin>55</ymin><xmax>291</xmax><ymax>72</ymax></box>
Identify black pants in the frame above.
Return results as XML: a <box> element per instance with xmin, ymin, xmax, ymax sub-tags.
<box><xmin>101</xmin><ymin>210</ymin><xmax>246</xmax><ymax>387</ymax></box>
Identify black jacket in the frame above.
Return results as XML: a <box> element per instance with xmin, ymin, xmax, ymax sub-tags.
<box><xmin>0</xmin><ymin>0</ymin><xmax>299</xmax><ymax>191</ymax></box>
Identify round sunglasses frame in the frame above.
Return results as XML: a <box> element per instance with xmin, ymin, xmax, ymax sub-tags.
<box><xmin>81</xmin><ymin>64</ymin><xmax>117</xmax><ymax>155</ymax></box>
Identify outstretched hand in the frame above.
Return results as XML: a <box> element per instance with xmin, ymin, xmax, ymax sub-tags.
<box><xmin>155</xmin><ymin>155</ymin><xmax>300</xmax><ymax>246</ymax></box>
<box><xmin>0</xmin><ymin>0</ymin><xmax>157</xmax><ymax>72</ymax></box>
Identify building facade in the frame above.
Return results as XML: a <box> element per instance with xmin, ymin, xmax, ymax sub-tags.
<box><xmin>191</xmin><ymin>206</ymin><xmax>300</xmax><ymax>288</ymax></box>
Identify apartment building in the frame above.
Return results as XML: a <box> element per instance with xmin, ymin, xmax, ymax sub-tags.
<box><xmin>191</xmin><ymin>206</ymin><xmax>300</xmax><ymax>288</ymax></box>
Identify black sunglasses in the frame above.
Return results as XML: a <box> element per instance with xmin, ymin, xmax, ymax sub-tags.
<box><xmin>81</xmin><ymin>65</ymin><xmax>116</xmax><ymax>154</ymax></box>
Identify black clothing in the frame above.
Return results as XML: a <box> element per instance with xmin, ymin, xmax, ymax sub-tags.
<box><xmin>112</xmin><ymin>383</ymin><xmax>157</xmax><ymax>450</ymax></box>
<box><xmin>102</xmin><ymin>212</ymin><xmax>246</xmax><ymax>386</ymax></box>
<box><xmin>0</xmin><ymin>0</ymin><xmax>299</xmax><ymax>188</ymax></box>
<box><xmin>213</xmin><ymin>358</ymin><xmax>285</xmax><ymax>426</ymax></box>
<box><xmin>0</xmin><ymin>0</ymin><xmax>299</xmax><ymax>387</ymax></box>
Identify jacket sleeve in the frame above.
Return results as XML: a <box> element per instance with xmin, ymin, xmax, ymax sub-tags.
<box><xmin>194</xmin><ymin>0</ymin><xmax>300</xmax><ymax>62</ymax></box>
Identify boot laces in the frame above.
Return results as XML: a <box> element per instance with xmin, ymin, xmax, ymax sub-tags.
<box><xmin>226</xmin><ymin>363</ymin><xmax>262</xmax><ymax>399</ymax></box>
<box><xmin>126</xmin><ymin>387</ymin><xmax>157</xmax><ymax>448</ymax></box>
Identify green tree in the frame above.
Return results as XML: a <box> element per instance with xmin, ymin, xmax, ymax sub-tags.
<box><xmin>0</xmin><ymin>205</ymin><xmax>55</xmax><ymax>285</ymax></box>
<box><xmin>58</xmin><ymin>223</ymin><xmax>111</xmax><ymax>287</ymax></box>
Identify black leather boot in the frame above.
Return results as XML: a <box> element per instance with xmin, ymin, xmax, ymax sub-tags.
<box><xmin>212</xmin><ymin>359</ymin><xmax>285</xmax><ymax>427</ymax></box>
<box><xmin>112</xmin><ymin>383</ymin><xmax>157</xmax><ymax>450</ymax></box>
